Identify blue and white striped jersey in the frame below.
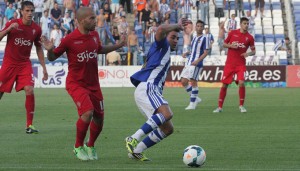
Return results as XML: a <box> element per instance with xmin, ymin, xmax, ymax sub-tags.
<box><xmin>273</xmin><ymin>39</ymin><xmax>285</xmax><ymax>51</ymax></box>
<box><xmin>130</xmin><ymin>37</ymin><xmax>171</xmax><ymax>91</ymax></box>
<box><xmin>186</xmin><ymin>34</ymin><xmax>208</xmax><ymax>67</ymax></box>
<box><xmin>180</xmin><ymin>0</ymin><xmax>193</xmax><ymax>14</ymax></box>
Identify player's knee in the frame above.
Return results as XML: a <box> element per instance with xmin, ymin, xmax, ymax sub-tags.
<box><xmin>24</xmin><ymin>86</ymin><xmax>34</xmax><ymax>95</ymax></box>
<box><xmin>162</xmin><ymin>125</ymin><xmax>174</xmax><ymax>136</ymax></box>
<box><xmin>81</xmin><ymin>110</ymin><xmax>94</xmax><ymax>121</ymax></box>
<box><xmin>181</xmin><ymin>79</ymin><xmax>188</xmax><ymax>86</ymax></box>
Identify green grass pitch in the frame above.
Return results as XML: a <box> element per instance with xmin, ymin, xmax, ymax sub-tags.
<box><xmin>0</xmin><ymin>87</ymin><xmax>299</xmax><ymax>171</ymax></box>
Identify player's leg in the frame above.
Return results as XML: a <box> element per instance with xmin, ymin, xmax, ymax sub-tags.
<box><xmin>185</xmin><ymin>67</ymin><xmax>202</xmax><ymax>110</ymax></box>
<box><xmin>213</xmin><ymin>66</ymin><xmax>233</xmax><ymax>113</ymax></box>
<box><xmin>85</xmin><ymin>94</ymin><xmax>104</xmax><ymax>160</ymax></box>
<box><xmin>23</xmin><ymin>86</ymin><xmax>39</xmax><ymax>134</ymax></box>
<box><xmin>181</xmin><ymin>66</ymin><xmax>192</xmax><ymax>96</ymax></box>
<box><xmin>237</xmin><ymin>67</ymin><xmax>247</xmax><ymax>113</ymax></box>
<box><xmin>130</xmin><ymin>105</ymin><xmax>174</xmax><ymax>161</ymax></box>
<box><xmin>68</xmin><ymin>87</ymin><xmax>94</xmax><ymax>161</ymax></box>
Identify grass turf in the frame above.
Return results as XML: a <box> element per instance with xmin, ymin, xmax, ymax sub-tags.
<box><xmin>0</xmin><ymin>87</ymin><xmax>299</xmax><ymax>171</ymax></box>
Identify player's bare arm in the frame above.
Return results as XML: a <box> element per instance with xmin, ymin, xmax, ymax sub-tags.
<box><xmin>155</xmin><ymin>18</ymin><xmax>189</xmax><ymax>42</ymax></box>
<box><xmin>40</xmin><ymin>35</ymin><xmax>58</xmax><ymax>61</ymax></box>
<box><xmin>0</xmin><ymin>23</ymin><xmax>19</xmax><ymax>41</ymax></box>
<box><xmin>241</xmin><ymin>48</ymin><xmax>256</xmax><ymax>58</ymax></box>
<box><xmin>98</xmin><ymin>34</ymin><xmax>126</xmax><ymax>54</ymax></box>
<box><xmin>36</xmin><ymin>46</ymin><xmax>49</xmax><ymax>81</ymax></box>
<box><xmin>191</xmin><ymin>50</ymin><xmax>208</xmax><ymax>66</ymax></box>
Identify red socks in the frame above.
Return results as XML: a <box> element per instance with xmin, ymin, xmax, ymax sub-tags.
<box><xmin>75</xmin><ymin>118</ymin><xmax>90</xmax><ymax>148</ymax></box>
<box><xmin>239</xmin><ymin>86</ymin><xmax>245</xmax><ymax>106</ymax></box>
<box><xmin>87</xmin><ymin>120</ymin><xmax>103</xmax><ymax>147</ymax></box>
<box><xmin>218</xmin><ymin>87</ymin><xmax>227</xmax><ymax>108</ymax></box>
<box><xmin>25</xmin><ymin>94</ymin><xmax>35</xmax><ymax>127</ymax></box>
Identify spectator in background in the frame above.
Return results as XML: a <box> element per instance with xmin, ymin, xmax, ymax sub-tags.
<box><xmin>11</xmin><ymin>11</ymin><xmax>18</xmax><ymax>20</ymax></box>
<box><xmin>33</xmin><ymin>0</ymin><xmax>43</xmax><ymax>24</ymax></box>
<box><xmin>218</xmin><ymin>18</ymin><xmax>227</xmax><ymax>55</ymax></box>
<box><xmin>255</xmin><ymin>0</ymin><xmax>265</xmax><ymax>17</ymax></box>
<box><xmin>199</xmin><ymin>0</ymin><xmax>208</xmax><ymax>24</ymax></box>
<box><xmin>273</xmin><ymin>37</ymin><xmax>291</xmax><ymax>63</ymax></box>
<box><xmin>139</xmin><ymin>3</ymin><xmax>151</xmax><ymax>38</ymax></box>
<box><xmin>148</xmin><ymin>19</ymin><xmax>157</xmax><ymax>43</ymax></box>
<box><xmin>149</xmin><ymin>0</ymin><xmax>159</xmax><ymax>22</ymax></box>
<box><xmin>235</xmin><ymin>0</ymin><xmax>244</xmax><ymax>17</ymax></box>
<box><xmin>106</xmin><ymin>50</ymin><xmax>121</xmax><ymax>65</ymax></box>
<box><xmin>246</xmin><ymin>10</ymin><xmax>255</xmax><ymax>38</ymax></box>
<box><xmin>40</xmin><ymin>10</ymin><xmax>51</xmax><ymax>39</ymax></box>
<box><xmin>112</xmin><ymin>26</ymin><xmax>120</xmax><ymax>43</ymax></box>
<box><xmin>134</xmin><ymin>0</ymin><xmax>146</xmax><ymax>22</ymax></box>
<box><xmin>61</xmin><ymin>12</ymin><xmax>72</xmax><ymax>36</ymax></box>
<box><xmin>118</xmin><ymin>15</ymin><xmax>129</xmax><ymax>35</ymax></box>
<box><xmin>180</xmin><ymin>0</ymin><xmax>193</xmax><ymax>20</ymax></box>
<box><xmin>64</xmin><ymin>0</ymin><xmax>75</xmax><ymax>18</ymax></box>
<box><xmin>90</xmin><ymin>0</ymin><xmax>99</xmax><ymax>15</ymax></box>
<box><xmin>110</xmin><ymin>0</ymin><xmax>120</xmax><ymax>18</ymax></box>
<box><xmin>120</xmin><ymin>0</ymin><xmax>132</xmax><ymax>13</ymax></box>
<box><xmin>205</xmin><ymin>26</ymin><xmax>214</xmax><ymax>56</ymax></box>
<box><xmin>5</xmin><ymin>3</ymin><xmax>15</xmax><ymax>21</ymax></box>
<box><xmin>113</xmin><ymin>5</ymin><xmax>126</xmax><ymax>24</ymax></box>
<box><xmin>213</xmin><ymin>0</ymin><xmax>225</xmax><ymax>21</ymax></box>
<box><xmin>160</xmin><ymin>0</ymin><xmax>171</xmax><ymax>23</ymax></box>
<box><xmin>127</xmin><ymin>29</ymin><xmax>138</xmax><ymax>65</ymax></box>
<box><xmin>43</xmin><ymin>0</ymin><xmax>54</xmax><ymax>12</ymax></box>
<box><xmin>103</xmin><ymin>2</ymin><xmax>113</xmax><ymax>27</ymax></box>
<box><xmin>50</xmin><ymin>23</ymin><xmax>62</xmax><ymax>47</ymax></box>
<box><xmin>97</xmin><ymin>8</ymin><xmax>106</xmax><ymax>45</ymax></box>
<box><xmin>50</xmin><ymin>2</ymin><xmax>62</xmax><ymax>28</ymax></box>
<box><xmin>226</xmin><ymin>13</ymin><xmax>237</xmax><ymax>33</ymax></box>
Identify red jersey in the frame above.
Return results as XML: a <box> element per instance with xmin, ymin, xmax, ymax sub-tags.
<box><xmin>224</xmin><ymin>29</ymin><xmax>255</xmax><ymax>66</ymax></box>
<box><xmin>53</xmin><ymin>29</ymin><xmax>102</xmax><ymax>91</ymax></box>
<box><xmin>1</xmin><ymin>19</ymin><xmax>42</xmax><ymax>67</ymax></box>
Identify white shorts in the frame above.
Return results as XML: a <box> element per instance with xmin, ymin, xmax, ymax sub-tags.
<box><xmin>180</xmin><ymin>65</ymin><xmax>203</xmax><ymax>81</ymax></box>
<box><xmin>110</xmin><ymin>3</ymin><xmax>119</xmax><ymax>13</ymax></box>
<box><xmin>134</xmin><ymin>82</ymin><xmax>168</xmax><ymax>119</ymax></box>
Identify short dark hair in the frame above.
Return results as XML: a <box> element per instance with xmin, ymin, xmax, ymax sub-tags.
<box><xmin>196</xmin><ymin>20</ymin><xmax>205</xmax><ymax>26</ymax></box>
<box><xmin>21</xmin><ymin>1</ymin><xmax>34</xmax><ymax>10</ymax></box>
<box><xmin>285</xmin><ymin>37</ymin><xmax>290</xmax><ymax>41</ymax></box>
<box><xmin>240</xmin><ymin>17</ymin><xmax>249</xmax><ymax>23</ymax></box>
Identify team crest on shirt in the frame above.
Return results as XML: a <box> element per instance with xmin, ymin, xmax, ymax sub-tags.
<box><xmin>93</xmin><ymin>36</ymin><xmax>97</xmax><ymax>44</ymax></box>
<box><xmin>32</xmin><ymin>29</ymin><xmax>36</xmax><ymax>35</ymax></box>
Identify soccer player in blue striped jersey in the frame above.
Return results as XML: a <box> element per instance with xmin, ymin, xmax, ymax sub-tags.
<box><xmin>180</xmin><ymin>20</ymin><xmax>208</xmax><ymax>110</ymax></box>
<box><xmin>180</xmin><ymin>0</ymin><xmax>194</xmax><ymax>20</ymax></box>
<box><xmin>125</xmin><ymin>18</ymin><xmax>190</xmax><ymax>161</ymax></box>
<box><xmin>273</xmin><ymin>37</ymin><xmax>290</xmax><ymax>55</ymax></box>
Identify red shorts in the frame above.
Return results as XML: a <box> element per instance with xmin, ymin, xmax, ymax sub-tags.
<box><xmin>222</xmin><ymin>65</ymin><xmax>246</xmax><ymax>84</ymax></box>
<box><xmin>0</xmin><ymin>64</ymin><xmax>34</xmax><ymax>93</ymax></box>
<box><xmin>67</xmin><ymin>85</ymin><xmax>104</xmax><ymax>116</ymax></box>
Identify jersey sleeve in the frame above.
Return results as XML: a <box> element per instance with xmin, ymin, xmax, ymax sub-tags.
<box><xmin>249</xmin><ymin>35</ymin><xmax>255</xmax><ymax>51</ymax></box>
<box><xmin>53</xmin><ymin>37</ymin><xmax>68</xmax><ymax>57</ymax></box>
<box><xmin>1</xmin><ymin>20</ymin><xmax>14</xmax><ymax>32</ymax></box>
<box><xmin>34</xmin><ymin>26</ymin><xmax>42</xmax><ymax>47</ymax></box>
<box><xmin>224</xmin><ymin>31</ymin><xmax>232</xmax><ymax>44</ymax></box>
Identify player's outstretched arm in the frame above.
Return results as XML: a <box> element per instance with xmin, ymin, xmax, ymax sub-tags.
<box><xmin>0</xmin><ymin>23</ymin><xmax>19</xmax><ymax>41</ymax></box>
<box><xmin>40</xmin><ymin>36</ymin><xmax>58</xmax><ymax>61</ymax></box>
<box><xmin>98</xmin><ymin>35</ymin><xmax>126</xmax><ymax>54</ymax></box>
<box><xmin>155</xmin><ymin>18</ymin><xmax>189</xmax><ymax>42</ymax></box>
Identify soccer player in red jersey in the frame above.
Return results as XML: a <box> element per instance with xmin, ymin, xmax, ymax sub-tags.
<box><xmin>41</xmin><ymin>7</ymin><xmax>126</xmax><ymax>161</ymax></box>
<box><xmin>0</xmin><ymin>1</ymin><xmax>48</xmax><ymax>134</ymax></box>
<box><xmin>213</xmin><ymin>17</ymin><xmax>256</xmax><ymax>113</ymax></box>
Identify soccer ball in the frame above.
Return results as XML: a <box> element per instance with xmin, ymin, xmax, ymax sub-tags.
<box><xmin>182</xmin><ymin>145</ymin><xmax>206</xmax><ymax>167</ymax></box>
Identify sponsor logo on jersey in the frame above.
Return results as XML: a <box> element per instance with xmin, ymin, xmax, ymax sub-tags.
<box><xmin>232</xmin><ymin>41</ymin><xmax>246</xmax><ymax>48</ymax></box>
<box><xmin>74</xmin><ymin>41</ymin><xmax>83</xmax><ymax>44</ymax></box>
<box><xmin>14</xmin><ymin>38</ymin><xmax>32</xmax><ymax>46</ymax></box>
<box><xmin>77</xmin><ymin>50</ymin><xmax>98</xmax><ymax>62</ymax></box>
